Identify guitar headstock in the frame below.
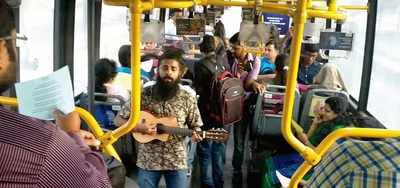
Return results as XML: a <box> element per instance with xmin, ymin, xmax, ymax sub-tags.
<box><xmin>200</xmin><ymin>128</ymin><xmax>230</xmax><ymax>142</ymax></box>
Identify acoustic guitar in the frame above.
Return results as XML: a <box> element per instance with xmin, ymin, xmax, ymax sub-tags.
<box><xmin>133</xmin><ymin>111</ymin><xmax>229</xmax><ymax>143</ymax></box>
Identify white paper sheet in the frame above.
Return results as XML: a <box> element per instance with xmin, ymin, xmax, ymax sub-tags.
<box><xmin>15</xmin><ymin>66</ymin><xmax>75</xmax><ymax>120</ymax></box>
<box><xmin>276</xmin><ymin>170</ymin><xmax>291</xmax><ymax>188</ymax></box>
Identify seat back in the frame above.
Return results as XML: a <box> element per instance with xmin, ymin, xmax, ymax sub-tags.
<box><xmin>251</xmin><ymin>85</ymin><xmax>300</xmax><ymax>137</ymax></box>
<box><xmin>75</xmin><ymin>92</ymin><xmax>126</xmax><ymax>130</ymax></box>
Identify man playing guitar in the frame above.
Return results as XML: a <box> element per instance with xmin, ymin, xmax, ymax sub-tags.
<box><xmin>114</xmin><ymin>48</ymin><xmax>203</xmax><ymax>188</ymax></box>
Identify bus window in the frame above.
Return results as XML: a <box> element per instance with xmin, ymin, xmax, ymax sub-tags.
<box><xmin>100</xmin><ymin>3</ymin><xmax>129</xmax><ymax>62</ymax></box>
<box><xmin>74</xmin><ymin>0</ymin><xmax>89</xmax><ymax>96</ymax></box>
<box><xmin>368</xmin><ymin>0</ymin><xmax>400</xmax><ymax>129</ymax></box>
<box><xmin>333</xmin><ymin>0</ymin><xmax>368</xmax><ymax>100</ymax></box>
<box><xmin>19</xmin><ymin>0</ymin><xmax>54</xmax><ymax>81</ymax></box>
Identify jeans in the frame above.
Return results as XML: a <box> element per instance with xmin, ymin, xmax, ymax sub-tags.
<box><xmin>186</xmin><ymin>137</ymin><xmax>197</xmax><ymax>172</ymax></box>
<box><xmin>232</xmin><ymin>119</ymin><xmax>248</xmax><ymax>173</ymax></box>
<box><xmin>137</xmin><ymin>168</ymin><xmax>187</xmax><ymax>188</ymax></box>
<box><xmin>232</xmin><ymin>96</ymin><xmax>256</xmax><ymax>173</ymax></box>
<box><xmin>197</xmin><ymin>139</ymin><xmax>227</xmax><ymax>188</ymax></box>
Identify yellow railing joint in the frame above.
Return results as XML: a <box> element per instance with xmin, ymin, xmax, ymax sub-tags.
<box><xmin>0</xmin><ymin>96</ymin><xmax>121</xmax><ymax>161</ymax></box>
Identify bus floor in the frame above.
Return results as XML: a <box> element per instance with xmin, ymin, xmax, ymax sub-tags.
<box><xmin>124</xmin><ymin>132</ymin><xmax>251</xmax><ymax>188</ymax></box>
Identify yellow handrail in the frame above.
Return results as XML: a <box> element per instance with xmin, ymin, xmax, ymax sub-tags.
<box><xmin>0</xmin><ymin>96</ymin><xmax>17</xmax><ymax>106</ymax></box>
<box><xmin>340</xmin><ymin>5</ymin><xmax>368</xmax><ymax>11</ymax></box>
<box><xmin>290</xmin><ymin>128</ymin><xmax>400</xmax><ymax>187</ymax></box>
<box><xmin>0</xmin><ymin>2</ymin><xmax>378</xmax><ymax>186</ymax></box>
<box><xmin>0</xmin><ymin>96</ymin><xmax>121</xmax><ymax>161</ymax></box>
<box><xmin>99</xmin><ymin>0</ymin><xmax>144</xmax><ymax>149</ymax></box>
<box><xmin>282</xmin><ymin>0</ymin><xmax>321</xmax><ymax>168</ymax></box>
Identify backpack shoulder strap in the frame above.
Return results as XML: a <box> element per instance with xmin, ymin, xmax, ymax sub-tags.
<box><xmin>201</xmin><ymin>56</ymin><xmax>220</xmax><ymax>76</ymax></box>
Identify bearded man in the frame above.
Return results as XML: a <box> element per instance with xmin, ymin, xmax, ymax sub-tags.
<box><xmin>115</xmin><ymin>48</ymin><xmax>203</xmax><ymax>188</ymax></box>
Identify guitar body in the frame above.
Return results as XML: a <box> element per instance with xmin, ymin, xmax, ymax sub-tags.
<box><xmin>132</xmin><ymin>111</ymin><xmax>179</xmax><ymax>143</ymax></box>
<box><xmin>132</xmin><ymin>111</ymin><xmax>229</xmax><ymax>143</ymax></box>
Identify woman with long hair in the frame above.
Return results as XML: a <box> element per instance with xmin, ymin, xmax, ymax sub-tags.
<box><xmin>263</xmin><ymin>96</ymin><xmax>350</xmax><ymax>188</ymax></box>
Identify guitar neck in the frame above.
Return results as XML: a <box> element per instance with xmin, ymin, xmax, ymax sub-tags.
<box><xmin>157</xmin><ymin>124</ymin><xmax>194</xmax><ymax>137</ymax></box>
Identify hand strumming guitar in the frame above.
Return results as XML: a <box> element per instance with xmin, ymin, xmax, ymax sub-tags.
<box><xmin>134</xmin><ymin>118</ymin><xmax>157</xmax><ymax>135</ymax></box>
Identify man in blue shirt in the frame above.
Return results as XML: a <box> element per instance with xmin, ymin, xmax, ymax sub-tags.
<box><xmin>258</xmin><ymin>40</ymin><xmax>280</xmax><ymax>84</ymax></box>
<box><xmin>260</xmin><ymin>40</ymin><xmax>279</xmax><ymax>74</ymax></box>
<box><xmin>297</xmin><ymin>44</ymin><xmax>322</xmax><ymax>85</ymax></box>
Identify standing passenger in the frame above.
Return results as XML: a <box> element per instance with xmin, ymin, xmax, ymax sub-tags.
<box><xmin>0</xmin><ymin>1</ymin><xmax>111</xmax><ymax>187</ymax></box>
<box><xmin>114</xmin><ymin>48</ymin><xmax>203</xmax><ymax>188</ymax></box>
<box><xmin>194</xmin><ymin>35</ymin><xmax>228</xmax><ymax>188</ymax></box>
<box><xmin>228</xmin><ymin>32</ymin><xmax>265</xmax><ymax>185</ymax></box>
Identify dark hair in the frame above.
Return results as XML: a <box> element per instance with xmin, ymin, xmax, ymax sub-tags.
<box><xmin>118</xmin><ymin>45</ymin><xmax>131</xmax><ymax>67</ymax></box>
<box><xmin>303</xmin><ymin>43</ymin><xmax>319</xmax><ymax>53</ymax></box>
<box><xmin>141</xmin><ymin>53</ymin><xmax>159</xmax><ymax>62</ymax></box>
<box><xmin>275</xmin><ymin>54</ymin><xmax>288</xmax><ymax>72</ymax></box>
<box><xmin>199</xmin><ymin>35</ymin><xmax>215</xmax><ymax>54</ymax></box>
<box><xmin>320</xmin><ymin>96</ymin><xmax>350</xmax><ymax>127</ymax></box>
<box><xmin>0</xmin><ymin>1</ymin><xmax>16</xmax><ymax>63</ymax></box>
<box><xmin>214</xmin><ymin>21</ymin><xmax>226</xmax><ymax>39</ymax></box>
<box><xmin>229</xmin><ymin>32</ymin><xmax>240</xmax><ymax>45</ymax></box>
<box><xmin>265</xmin><ymin>39</ymin><xmax>280</xmax><ymax>52</ymax></box>
<box><xmin>95</xmin><ymin>58</ymin><xmax>117</xmax><ymax>101</ymax></box>
<box><xmin>325</xmin><ymin>96</ymin><xmax>348</xmax><ymax>114</ymax></box>
<box><xmin>159</xmin><ymin>47</ymin><xmax>187</xmax><ymax>73</ymax></box>
<box><xmin>352</xmin><ymin>113</ymin><xmax>386</xmax><ymax>129</ymax></box>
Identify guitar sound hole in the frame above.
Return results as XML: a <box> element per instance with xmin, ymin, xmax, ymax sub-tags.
<box><xmin>156</xmin><ymin>123</ymin><xmax>165</xmax><ymax>134</ymax></box>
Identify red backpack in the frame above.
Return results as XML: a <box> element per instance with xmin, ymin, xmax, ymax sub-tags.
<box><xmin>202</xmin><ymin>60</ymin><xmax>245</xmax><ymax>126</ymax></box>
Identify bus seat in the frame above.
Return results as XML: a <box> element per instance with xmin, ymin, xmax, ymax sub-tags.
<box><xmin>251</xmin><ymin>85</ymin><xmax>301</xmax><ymax>137</ymax></box>
<box><xmin>299</xmin><ymin>89</ymin><xmax>349</xmax><ymax>131</ymax></box>
<box><xmin>74</xmin><ymin>92</ymin><xmax>126</xmax><ymax>130</ymax></box>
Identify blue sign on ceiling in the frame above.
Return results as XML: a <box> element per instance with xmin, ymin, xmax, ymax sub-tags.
<box><xmin>263</xmin><ymin>13</ymin><xmax>290</xmax><ymax>35</ymax></box>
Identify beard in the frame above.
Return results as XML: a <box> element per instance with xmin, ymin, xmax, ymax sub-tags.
<box><xmin>0</xmin><ymin>60</ymin><xmax>16</xmax><ymax>94</ymax></box>
<box><xmin>153</xmin><ymin>76</ymin><xmax>180</xmax><ymax>101</ymax></box>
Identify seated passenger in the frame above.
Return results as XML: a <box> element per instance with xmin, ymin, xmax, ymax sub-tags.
<box><xmin>273</xmin><ymin>53</ymin><xmax>289</xmax><ymax>86</ymax></box>
<box><xmin>305</xmin><ymin>116</ymin><xmax>400</xmax><ymax>188</ymax></box>
<box><xmin>113</xmin><ymin>45</ymin><xmax>157</xmax><ymax>89</ymax></box>
<box><xmin>0</xmin><ymin>2</ymin><xmax>110</xmax><ymax>186</ymax></box>
<box><xmin>263</xmin><ymin>96</ymin><xmax>349</xmax><ymax>187</ymax></box>
<box><xmin>312</xmin><ymin>62</ymin><xmax>347</xmax><ymax>91</ymax></box>
<box><xmin>95</xmin><ymin>58</ymin><xmax>130</xmax><ymax>103</ymax></box>
<box><xmin>260</xmin><ymin>40</ymin><xmax>279</xmax><ymax>74</ymax></box>
<box><xmin>297</xmin><ymin>43</ymin><xmax>323</xmax><ymax>85</ymax></box>
<box><xmin>258</xmin><ymin>40</ymin><xmax>280</xmax><ymax>84</ymax></box>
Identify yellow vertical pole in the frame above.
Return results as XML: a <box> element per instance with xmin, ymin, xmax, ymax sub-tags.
<box><xmin>129</xmin><ymin>0</ymin><xmax>142</xmax><ymax>136</ymax></box>
<box><xmin>307</xmin><ymin>0</ymin><xmax>313</xmax><ymax>8</ymax></box>
<box><xmin>281</xmin><ymin>0</ymin><xmax>320</xmax><ymax>186</ymax></box>
<box><xmin>109</xmin><ymin>0</ymin><xmax>141</xmax><ymax>140</ymax></box>
<box><xmin>328</xmin><ymin>0</ymin><xmax>338</xmax><ymax>12</ymax></box>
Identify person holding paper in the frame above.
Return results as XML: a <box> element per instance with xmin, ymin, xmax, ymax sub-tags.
<box><xmin>0</xmin><ymin>1</ymin><xmax>111</xmax><ymax>187</ymax></box>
